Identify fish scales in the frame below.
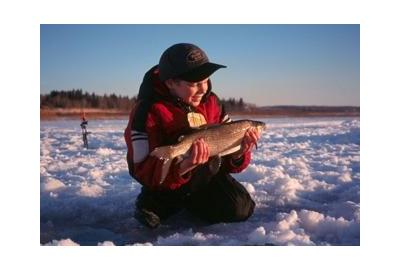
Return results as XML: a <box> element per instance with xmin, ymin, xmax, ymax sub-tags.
<box><xmin>175</xmin><ymin>122</ymin><xmax>249</xmax><ymax>156</ymax></box>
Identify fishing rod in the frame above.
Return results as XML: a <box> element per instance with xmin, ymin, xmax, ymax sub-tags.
<box><xmin>80</xmin><ymin>111</ymin><xmax>91</xmax><ymax>149</ymax></box>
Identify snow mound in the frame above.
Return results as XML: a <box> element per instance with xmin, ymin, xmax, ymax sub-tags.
<box><xmin>44</xmin><ymin>238</ymin><xmax>80</xmax><ymax>246</ymax></box>
<box><xmin>96</xmin><ymin>148</ymin><xmax>115</xmax><ymax>156</ymax></box>
<box><xmin>77</xmin><ymin>182</ymin><xmax>104</xmax><ymax>197</ymax></box>
<box><xmin>247</xmin><ymin>209</ymin><xmax>359</xmax><ymax>245</ymax></box>
<box><xmin>42</xmin><ymin>177</ymin><xmax>66</xmax><ymax>192</ymax></box>
<box><xmin>98</xmin><ymin>241</ymin><xmax>115</xmax><ymax>246</ymax></box>
<box><xmin>155</xmin><ymin>229</ymin><xmax>222</xmax><ymax>245</ymax></box>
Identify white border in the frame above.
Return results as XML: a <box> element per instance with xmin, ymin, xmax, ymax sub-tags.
<box><xmin>2</xmin><ymin>0</ymin><xmax>399</xmax><ymax>269</ymax></box>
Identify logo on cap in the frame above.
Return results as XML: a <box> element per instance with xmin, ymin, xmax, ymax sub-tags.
<box><xmin>186</xmin><ymin>49</ymin><xmax>206</xmax><ymax>63</ymax></box>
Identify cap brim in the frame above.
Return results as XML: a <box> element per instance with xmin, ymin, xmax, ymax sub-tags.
<box><xmin>177</xmin><ymin>62</ymin><xmax>227</xmax><ymax>82</ymax></box>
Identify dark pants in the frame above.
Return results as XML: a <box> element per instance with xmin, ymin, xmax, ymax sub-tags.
<box><xmin>135</xmin><ymin>165</ymin><xmax>255</xmax><ymax>224</ymax></box>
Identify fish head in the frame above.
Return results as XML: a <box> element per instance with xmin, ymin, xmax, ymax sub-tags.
<box><xmin>250</xmin><ymin>120</ymin><xmax>267</xmax><ymax>133</ymax></box>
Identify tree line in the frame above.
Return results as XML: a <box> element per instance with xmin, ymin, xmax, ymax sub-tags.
<box><xmin>40</xmin><ymin>89</ymin><xmax>358</xmax><ymax>116</ymax></box>
<box><xmin>220</xmin><ymin>97</ymin><xmax>254</xmax><ymax>112</ymax></box>
<box><xmin>40</xmin><ymin>89</ymin><xmax>250</xmax><ymax>112</ymax></box>
<box><xmin>40</xmin><ymin>89</ymin><xmax>136</xmax><ymax>111</ymax></box>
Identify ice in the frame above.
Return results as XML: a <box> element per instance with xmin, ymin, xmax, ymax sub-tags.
<box><xmin>40</xmin><ymin>117</ymin><xmax>360</xmax><ymax>245</ymax></box>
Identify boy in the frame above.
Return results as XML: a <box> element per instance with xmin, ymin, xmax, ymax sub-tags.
<box><xmin>125</xmin><ymin>43</ymin><xmax>261</xmax><ymax>228</ymax></box>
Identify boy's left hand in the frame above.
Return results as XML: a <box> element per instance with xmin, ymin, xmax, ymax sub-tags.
<box><xmin>231</xmin><ymin>127</ymin><xmax>262</xmax><ymax>160</ymax></box>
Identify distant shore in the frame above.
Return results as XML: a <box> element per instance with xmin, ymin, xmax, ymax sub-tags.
<box><xmin>40</xmin><ymin>107</ymin><xmax>359</xmax><ymax>120</ymax></box>
<box><xmin>40</xmin><ymin>108</ymin><xmax>129</xmax><ymax>120</ymax></box>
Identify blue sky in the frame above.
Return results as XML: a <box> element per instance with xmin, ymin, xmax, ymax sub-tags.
<box><xmin>40</xmin><ymin>24</ymin><xmax>359</xmax><ymax>106</ymax></box>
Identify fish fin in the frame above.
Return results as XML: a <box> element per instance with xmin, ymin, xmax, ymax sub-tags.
<box><xmin>208</xmin><ymin>155</ymin><xmax>222</xmax><ymax>176</ymax></box>
<box><xmin>175</xmin><ymin>155</ymin><xmax>184</xmax><ymax>163</ymax></box>
<box><xmin>198</xmin><ymin>123</ymin><xmax>220</xmax><ymax>129</ymax></box>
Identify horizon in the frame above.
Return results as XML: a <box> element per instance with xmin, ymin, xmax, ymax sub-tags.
<box><xmin>40</xmin><ymin>24</ymin><xmax>360</xmax><ymax>106</ymax></box>
<box><xmin>40</xmin><ymin>89</ymin><xmax>360</xmax><ymax>108</ymax></box>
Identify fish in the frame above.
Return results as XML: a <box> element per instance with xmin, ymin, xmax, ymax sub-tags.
<box><xmin>150</xmin><ymin>119</ymin><xmax>266</xmax><ymax>184</ymax></box>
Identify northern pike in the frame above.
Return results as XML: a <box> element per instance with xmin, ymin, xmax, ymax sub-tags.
<box><xmin>150</xmin><ymin>120</ymin><xmax>266</xmax><ymax>184</ymax></box>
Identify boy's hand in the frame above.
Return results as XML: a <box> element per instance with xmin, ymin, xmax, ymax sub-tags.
<box><xmin>178</xmin><ymin>138</ymin><xmax>209</xmax><ymax>176</ymax></box>
<box><xmin>231</xmin><ymin>127</ymin><xmax>262</xmax><ymax>160</ymax></box>
<box><xmin>188</xmin><ymin>138</ymin><xmax>210</xmax><ymax>165</ymax></box>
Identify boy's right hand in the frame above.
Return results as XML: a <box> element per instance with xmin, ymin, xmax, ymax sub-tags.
<box><xmin>178</xmin><ymin>138</ymin><xmax>210</xmax><ymax>176</ymax></box>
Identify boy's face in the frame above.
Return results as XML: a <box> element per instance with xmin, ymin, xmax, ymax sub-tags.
<box><xmin>166</xmin><ymin>78</ymin><xmax>209</xmax><ymax>107</ymax></box>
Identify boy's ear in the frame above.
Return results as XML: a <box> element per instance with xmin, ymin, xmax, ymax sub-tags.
<box><xmin>164</xmin><ymin>79</ymin><xmax>174</xmax><ymax>89</ymax></box>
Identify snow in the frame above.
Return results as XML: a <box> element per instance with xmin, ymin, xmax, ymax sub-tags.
<box><xmin>44</xmin><ymin>238</ymin><xmax>80</xmax><ymax>246</ymax></box>
<box><xmin>77</xmin><ymin>182</ymin><xmax>104</xmax><ymax>197</ymax></box>
<box><xmin>40</xmin><ymin>117</ymin><xmax>360</xmax><ymax>246</ymax></box>
<box><xmin>42</xmin><ymin>177</ymin><xmax>66</xmax><ymax>192</ymax></box>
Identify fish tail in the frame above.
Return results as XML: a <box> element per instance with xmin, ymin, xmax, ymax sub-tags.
<box><xmin>159</xmin><ymin>158</ymin><xmax>173</xmax><ymax>184</ymax></box>
<box><xmin>150</xmin><ymin>145</ymin><xmax>177</xmax><ymax>160</ymax></box>
<box><xmin>150</xmin><ymin>146</ymin><xmax>179</xmax><ymax>184</ymax></box>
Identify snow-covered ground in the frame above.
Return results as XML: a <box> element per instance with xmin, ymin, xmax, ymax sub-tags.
<box><xmin>40</xmin><ymin>117</ymin><xmax>360</xmax><ymax>246</ymax></box>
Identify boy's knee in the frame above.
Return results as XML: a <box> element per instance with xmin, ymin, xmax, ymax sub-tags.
<box><xmin>226</xmin><ymin>196</ymin><xmax>255</xmax><ymax>222</ymax></box>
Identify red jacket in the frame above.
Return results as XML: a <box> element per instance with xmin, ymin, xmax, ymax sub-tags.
<box><xmin>124</xmin><ymin>66</ymin><xmax>251</xmax><ymax>191</ymax></box>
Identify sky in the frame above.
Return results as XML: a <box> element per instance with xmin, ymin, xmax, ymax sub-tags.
<box><xmin>40</xmin><ymin>24</ymin><xmax>360</xmax><ymax>106</ymax></box>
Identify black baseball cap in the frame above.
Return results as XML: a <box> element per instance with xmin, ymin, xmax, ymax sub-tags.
<box><xmin>158</xmin><ymin>43</ymin><xmax>226</xmax><ymax>82</ymax></box>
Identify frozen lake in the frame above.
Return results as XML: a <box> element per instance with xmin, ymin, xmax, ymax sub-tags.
<box><xmin>40</xmin><ymin>116</ymin><xmax>360</xmax><ymax>245</ymax></box>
